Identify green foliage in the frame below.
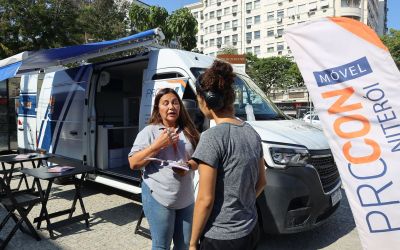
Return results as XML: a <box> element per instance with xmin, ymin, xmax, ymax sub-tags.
<box><xmin>167</xmin><ymin>8</ymin><xmax>198</xmax><ymax>50</ymax></box>
<box><xmin>79</xmin><ymin>0</ymin><xmax>129</xmax><ymax>42</ymax></box>
<box><xmin>246</xmin><ymin>55</ymin><xmax>304</xmax><ymax>93</ymax></box>
<box><xmin>0</xmin><ymin>0</ymin><xmax>83</xmax><ymax>58</ymax></box>
<box><xmin>129</xmin><ymin>5</ymin><xmax>170</xmax><ymax>40</ymax></box>
<box><xmin>381</xmin><ymin>29</ymin><xmax>400</xmax><ymax>70</ymax></box>
<box><xmin>129</xmin><ymin>5</ymin><xmax>198</xmax><ymax>51</ymax></box>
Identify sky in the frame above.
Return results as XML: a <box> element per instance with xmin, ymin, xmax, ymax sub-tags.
<box><xmin>141</xmin><ymin>0</ymin><xmax>399</xmax><ymax>30</ymax></box>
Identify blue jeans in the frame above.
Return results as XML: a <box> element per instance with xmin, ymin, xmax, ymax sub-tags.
<box><xmin>142</xmin><ymin>182</ymin><xmax>194</xmax><ymax>250</ymax></box>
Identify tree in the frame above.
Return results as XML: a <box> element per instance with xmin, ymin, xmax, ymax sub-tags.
<box><xmin>78</xmin><ymin>0</ymin><xmax>130</xmax><ymax>42</ymax></box>
<box><xmin>129</xmin><ymin>5</ymin><xmax>169</xmax><ymax>40</ymax></box>
<box><xmin>246</xmin><ymin>55</ymin><xmax>304</xmax><ymax>94</ymax></box>
<box><xmin>286</xmin><ymin>62</ymin><xmax>304</xmax><ymax>88</ymax></box>
<box><xmin>0</xmin><ymin>0</ymin><xmax>83</xmax><ymax>58</ymax></box>
<box><xmin>381</xmin><ymin>29</ymin><xmax>400</xmax><ymax>70</ymax></box>
<box><xmin>129</xmin><ymin>5</ymin><xmax>198</xmax><ymax>51</ymax></box>
<box><xmin>166</xmin><ymin>8</ymin><xmax>198</xmax><ymax>51</ymax></box>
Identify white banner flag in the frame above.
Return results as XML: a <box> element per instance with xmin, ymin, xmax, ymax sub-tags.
<box><xmin>285</xmin><ymin>17</ymin><xmax>400</xmax><ymax>250</ymax></box>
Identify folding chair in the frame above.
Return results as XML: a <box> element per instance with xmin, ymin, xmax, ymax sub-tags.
<box><xmin>0</xmin><ymin>177</ymin><xmax>41</xmax><ymax>249</ymax></box>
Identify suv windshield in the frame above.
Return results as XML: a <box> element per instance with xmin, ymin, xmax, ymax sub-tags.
<box><xmin>191</xmin><ymin>68</ymin><xmax>287</xmax><ymax>121</ymax></box>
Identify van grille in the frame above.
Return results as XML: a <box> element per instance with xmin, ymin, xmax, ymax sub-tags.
<box><xmin>307</xmin><ymin>151</ymin><xmax>340</xmax><ymax>193</ymax></box>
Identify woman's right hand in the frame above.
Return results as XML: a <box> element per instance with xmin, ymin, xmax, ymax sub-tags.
<box><xmin>152</xmin><ymin>128</ymin><xmax>179</xmax><ymax>151</ymax></box>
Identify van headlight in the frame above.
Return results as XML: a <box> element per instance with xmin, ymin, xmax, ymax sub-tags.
<box><xmin>269</xmin><ymin>147</ymin><xmax>309</xmax><ymax>167</ymax></box>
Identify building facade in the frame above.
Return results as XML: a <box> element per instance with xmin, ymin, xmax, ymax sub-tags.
<box><xmin>186</xmin><ymin>0</ymin><xmax>388</xmax><ymax>58</ymax></box>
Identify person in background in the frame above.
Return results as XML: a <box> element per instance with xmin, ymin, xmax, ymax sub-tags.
<box><xmin>128</xmin><ymin>88</ymin><xmax>200</xmax><ymax>250</ymax></box>
<box><xmin>189</xmin><ymin>60</ymin><xmax>267</xmax><ymax>250</ymax></box>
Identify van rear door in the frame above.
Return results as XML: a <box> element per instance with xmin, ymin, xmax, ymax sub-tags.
<box><xmin>37</xmin><ymin>66</ymin><xmax>92</xmax><ymax>160</ymax></box>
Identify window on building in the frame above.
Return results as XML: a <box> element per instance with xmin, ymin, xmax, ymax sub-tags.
<box><xmin>205</xmin><ymin>13</ymin><xmax>208</xmax><ymax>20</ymax></box>
<box><xmin>210</xmin><ymin>39</ymin><xmax>215</xmax><ymax>46</ymax></box>
<box><xmin>246</xmin><ymin>32</ymin><xmax>252</xmax><ymax>41</ymax></box>
<box><xmin>246</xmin><ymin>47</ymin><xmax>252</xmax><ymax>54</ymax></box>
<box><xmin>321</xmin><ymin>0</ymin><xmax>329</xmax><ymax>8</ymax></box>
<box><xmin>277</xmin><ymin>10</ymin><xmax>284</xmax><ymax>18</ymax></box>
<box><xmin>217</xmin><ymin>23</ymin><xmax>222</xmax><ymax>31</ymax></box>
<box><xmin>254</xmin><ymin>0</ymin><xmax>260</xmax><ymax>9</ymax></box>
<box><xmin>210</xmin><ymin>25</ymin><xmax>215</xmax><ymax>32</ymax></box>
<box><xmin>232</xmin><ymin>34</ymin><xmax>238</xmax><ymax>42</ymax></box>
<box><xmin>224</xmin><ymin>7</ymin><xmax>230</xmax><ymax>15</ymax></box>
<box><xmin>246</xmin><ymin>2</ymin><xmax>252</xmax><ymax>11</ymax></box>
<box><xmin>341</xmin><ymin>0</ymin><xmax>361</xmax><ymax>7</ymax></box>
<box><xmin>287</xmin><ymin>7</ymin><xmax>296</xmax><ymax>16</ymax></box>
<box><xmin>298</xmin><ymin>4</ymin><xmax>307</xmax><ymax>13</ymax></box>
<box><xmin>232</xmin><ymin>19</ymin><xmax>238</xmax><ymax>27</ymax></box>
<box><xmin>210</xmin><ymin>0</ymin><xmax>216</xmax><ymax>5</ymax></box>
<box><xmin>217</xmin><ymin>9</ymin><xmax>222</xmax><ymax>17</ymax></box>
<box><xmin>246</xmin><ymin>17</ymin><xmax>252</xmax><ymax>25</ymax></box>
<box><xmin>193</xmin><ymin>12</ymin><xmax>198</xmax><ymax>18</ymax></box>
<box><xmin>254</xmin><ymin>15</ymin><xmax>261</xmax><ymax>24</ymax></box>
<box><xmin>267</xmin><ymin>11</ymin><xmax>274</xmax><ymax>21</ymax></box>
<box><xmin>205</xmin><ymin>40</ymin><xmax>209</xmax><ymax>47</ymax></box>
<box><xmin>309</xmin><ymin>2</ymin><xmax>317</xmax><ymax>11</ymax></box>
<box><xmin>289</xmin><ymin>92</ymin><xmax>305</xmax><ymax>98</ymax></box>
<box><xmin>224</xmin><ymin>36</ymin><xmax>230</xmax><ymax>44</ymax></box>
<box><xmin>267</xmin><ymin>29</ymin><xmax>274</xmax><ymax>37</ymax></box>
<box><xmin>254</xmin><ymin>30</ymin><xmax>260</xmax><ymax>39</ymax></box>
<box><xmin>205</xmin><ymin>27</ymin><xmax>208</xmax><ymax>33</ymax></box>
<box><xmin>254</xmin><ymin>46</ymin><xmax>261</xmax><ymax>56</ymax></box>
<box><xmin>224</xmin><ymin>21</ymin><xmax>230</xmax><ymax>29</ymax></box>
<box><xmin>277</xmin><ymin>42</ymin><xmax>284</xmax><ymax>51</ymax></box>
<box><xmin>210</xmin><ymin>11</ymin><xmax>215</xmax><ymax>19</ymax></box>
<box><xmin>277</xmin><ymin>28</ymin><xmax>284</xmax><ymax>36</ymax></box>
<box><xmin>267</xmin><ymin>45</ymin><xmax>274</xmax><ymax>53</ymax></box>
<box><xmin>217</xmin><ymin>37</ymin><xmax>222</xmax><ymax>45</ymax></box>
<box><xmin>232</xmin><ymin>5</ymin><xmax>238</xmax><ymax>13</ymax></box>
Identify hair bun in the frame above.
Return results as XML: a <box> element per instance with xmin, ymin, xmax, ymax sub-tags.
<box><xmin>210</xmin><ymin>60</ymin><xmax>235</xmax><ymax>90</ymax></box>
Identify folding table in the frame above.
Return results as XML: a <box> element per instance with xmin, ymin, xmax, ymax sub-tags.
<box><xmin>0</xmin><ymin>153</ymin><xmax>51</xmax><ymax>190</ymax></box>
<box><xmin>20</xmin><ymin>165</ymin><xmax>94</xmax><ymax>238</ymax></box>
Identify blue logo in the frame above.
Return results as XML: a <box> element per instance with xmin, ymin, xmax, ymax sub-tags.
<box><xmin>313</xmin><ymin>57</ymin><xmax>372</xmax><ymax>87</ymax></box>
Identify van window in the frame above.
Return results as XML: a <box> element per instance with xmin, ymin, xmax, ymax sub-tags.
<box><xmin>152</xmin><ymin>72</ymin><xmax>184</xmax><ymax>80</ymax></box>
<box><xmin>191</xmin><ymin>67</ymin><xmax>287</xmax><ymax>121</ymax></box>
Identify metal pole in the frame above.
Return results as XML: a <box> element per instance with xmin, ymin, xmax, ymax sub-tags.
<box><xmin>6</xmin><ymin>79</ymin><xmax>10</xmax><ymax>151</ymax></box>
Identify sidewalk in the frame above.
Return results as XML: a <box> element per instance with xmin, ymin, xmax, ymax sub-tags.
<box><xmin>0</xmin><ymin>177</ymin><xmax>151</xmax><ymax>250</ymax></box>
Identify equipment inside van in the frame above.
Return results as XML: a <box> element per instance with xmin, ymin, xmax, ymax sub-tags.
<box><xmin>0</xmin><ymin>28</ymin><xmax>341</xmax><ymax>234</ymax></box>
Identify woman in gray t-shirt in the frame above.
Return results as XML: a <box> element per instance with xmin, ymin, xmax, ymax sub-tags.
<box><xmin>128</xmin><ymin>88</ymin><xmax>199</xmax><ymax>250</ymax></box>
<box><xmin>189</xmin><ymin>61</ymin><xmax>267</xmax><ymax>250</ymax></box>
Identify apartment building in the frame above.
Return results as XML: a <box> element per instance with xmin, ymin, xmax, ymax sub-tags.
<box><xmin>186</xmin><ymin>0</ymin><xmax>388</xmax><ymax>58</ymax></box>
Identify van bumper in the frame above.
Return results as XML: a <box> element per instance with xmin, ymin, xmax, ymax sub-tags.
<box><xmin>257</xmin><ymin>164</ymin><xmax>341</xmax><ymax>234</ymax></box>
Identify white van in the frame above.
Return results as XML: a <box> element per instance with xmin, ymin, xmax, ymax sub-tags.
<box><xmin>1</xmin><ymin>29</ymin><xmax>341</xmax><ymax>234</ymax></box>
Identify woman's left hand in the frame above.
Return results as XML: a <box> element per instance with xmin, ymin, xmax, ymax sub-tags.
<box><xmin>173</xmin><ymin>168</ymin><xmax>188</xmax><ymax>176</ymax></box>
<box><xmin>189</xmin><ymin>245</ymin><xmax>197</xmax><ymax>250</ymax></box>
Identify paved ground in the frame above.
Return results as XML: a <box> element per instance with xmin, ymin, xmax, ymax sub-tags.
<box><xmin>0</xmin><ymin>170</ymin><xmax>362</xmax><ymax>250</ymax></box>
